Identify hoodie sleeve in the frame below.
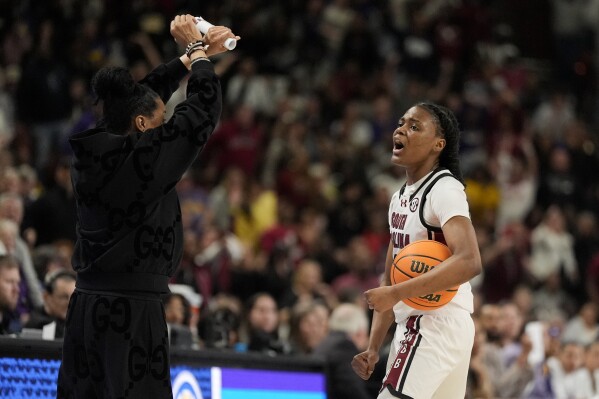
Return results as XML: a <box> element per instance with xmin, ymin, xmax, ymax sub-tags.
<box><xmin>139</xmin><ymin>58</ymin><xmax>189</xmax><ymax>104</ymax></box>
<box><xmin>121</xmin><ymin>60</ymin><xmax>221</xmax><ymax>203</ymax></box>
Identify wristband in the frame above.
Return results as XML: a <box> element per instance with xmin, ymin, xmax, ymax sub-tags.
<box><xmin>185</xmin><ymin>40</ymin><xmax>206</xmax><ymax>58</ymax></box>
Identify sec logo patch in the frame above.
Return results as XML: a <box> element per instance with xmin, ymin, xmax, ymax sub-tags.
<box><xmin>172</xmin><ymin>370</ymin><xmax>204</xmax><ymax>399</ymax></box>
<box><xmin>409</xmin><ymin>198</ymin><xmax>419</xmax><ymax>212</ymax></box>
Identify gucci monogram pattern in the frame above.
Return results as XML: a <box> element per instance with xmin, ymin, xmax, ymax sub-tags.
<box><xmin>58</xmin><ymin>59</ymin><xmax>221</xmax><ymax>398</ymax></box>
<box><xmin>57</xmin><ymin>291</ymin><xmax>171</xmax><ymax>398</ymax></box>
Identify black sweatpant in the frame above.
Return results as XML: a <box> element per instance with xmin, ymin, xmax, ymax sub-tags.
<box><xmin>57</xmin><ymin>289</ymin><xmax>173</xmax><ymax>399</ymax></box>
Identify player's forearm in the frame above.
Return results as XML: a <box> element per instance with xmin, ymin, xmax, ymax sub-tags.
<box><xmin>367</xmin><ymin>309</ymin><xmax>395</xmax><ymax>352</ymax></box>
<box><xmin>389</xmin><ymin>252</ymin><xmax>480</xmax><ymax>302</ymax></box>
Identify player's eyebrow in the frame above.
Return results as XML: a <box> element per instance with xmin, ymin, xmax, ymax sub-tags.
<box><xmin>398</xmin><ymin>117</ymin><xmax>422</xmax><ymax>124</ymax></box>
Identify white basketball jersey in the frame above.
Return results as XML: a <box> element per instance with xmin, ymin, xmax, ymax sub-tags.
<box><xmin>388</xmin><ymin>168</ymin><xmax>473</xmax><ymax>322</ymax></box>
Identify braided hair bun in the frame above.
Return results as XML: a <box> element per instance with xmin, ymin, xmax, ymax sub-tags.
<box><xmin>91</xmin><ymin>66</ymin><xmax>135</xmax><ymax>101</ymax></box>
<box><xmin>90</xmin><ymin>66</ymin><xmax>158</xmax><ymax>134</ymax></box>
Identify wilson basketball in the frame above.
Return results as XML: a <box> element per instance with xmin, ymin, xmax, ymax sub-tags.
<box><xmin>391</xmin><ymin>240</ymin><xmax>458</xmax><ymax>310</ymax></box>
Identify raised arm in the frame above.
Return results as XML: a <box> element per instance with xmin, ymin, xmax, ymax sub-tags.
<box><xmin>139</xmin><ymin>15</ymin><xmax>239</xmax><ymax>103</ymax></box>
<box><xmin>139</xmin><ymin>58</ymin><xmax>190</xmax><ymax>105</ymax></box>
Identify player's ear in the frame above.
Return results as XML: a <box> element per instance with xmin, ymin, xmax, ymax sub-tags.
<box><xmin>134</xmin><ymin>115</ymin><xmax>146</xmax><ymax>132</ymax></box>
<box><xmin>434</xmin><ymin>138</ymin><xmax>446</xmax><ymax>153</ymax></box>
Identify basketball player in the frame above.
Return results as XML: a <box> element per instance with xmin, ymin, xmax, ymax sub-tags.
<box><xmin>351</xmin><ymin>103</ymin><xmax>482</xmax><ymax>399</ymax></box>
<box><xmin>57</xmin><ymin>16</ymin><xmax>239</xmax><ymax>398</ymax></box>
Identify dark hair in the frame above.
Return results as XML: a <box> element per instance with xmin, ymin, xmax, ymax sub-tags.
<box><xmin>92</xmin><ymin>66</ymin><xmax>159</xmax><ymax>134</ymax></box>
<box><xmin>44</xmin><ymin>269</ymin><xmax>76</xmax><ymax>294</ymax></box>
<box><xmin>198</xmin><ymin>307</ymin><xmax>241</xmax><ymax>349</ymax></box>
<box><xmin>0</xmin><ymin>255</ymin><xmax>19</xmax><ymax>271</ymax></box>
<box><xmin>162</xmin><ymin>292</ymin><xmax>191</xmax><ymax>324</ymax></box>
<box><xmin>245</xmin><ymin>292</ymin><xmax>275</xmax><ymax>314</ymax></box>
<box><xmin>417</xmin><ymin>102</ymin><xmax>464</xmax><ymax>183</ymax></box>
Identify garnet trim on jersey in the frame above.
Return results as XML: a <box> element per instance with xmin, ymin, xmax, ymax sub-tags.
<box><xmin>397</xmin><ymin>167</ymin><xmax>460</xmax><ymax>244</ymax></box>
<box><xmin>381</xmin><ymin>315</ymin><xmax>423</xmax><ymax>398</ymax></box>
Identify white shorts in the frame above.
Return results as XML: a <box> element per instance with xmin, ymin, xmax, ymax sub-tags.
<box><xmin>378</xmin><ymin>313</ymin><xmax>474</xmax><ymax>399</ymax></box>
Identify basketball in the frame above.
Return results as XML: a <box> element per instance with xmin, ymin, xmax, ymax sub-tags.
<box><xmin>391</xmin><ymin>240</ymin><xmax>458</xmax><ymax>310</ymax></box>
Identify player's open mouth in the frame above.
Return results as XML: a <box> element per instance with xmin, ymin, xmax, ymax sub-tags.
<box><xmin>393</xmin><ymin>141</ymin><xmax>404</xmax><ymax>153</ymax></box>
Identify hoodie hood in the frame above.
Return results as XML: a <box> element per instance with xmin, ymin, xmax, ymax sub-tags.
<box><xmin>69</xmin><ymin>127</ymin><xmax>137</xmax><ymax>198</ymax></box>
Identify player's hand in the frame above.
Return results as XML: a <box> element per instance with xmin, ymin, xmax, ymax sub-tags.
<box><xmin>170</xmin><ymin>14</ymin><xmax>202</xmax><ymax>45</ymax></box>
<box><xmin>365</xmin><ymin>286</ymin><xmax>398</xmax><ymax>312</ymax></box>
<box><xmin>204</xmin><ymin>26</ymin><xmax>240</xmax><ymax>57</ymax></box>
<box><xmin>352</xmin><ymin>349</ymin><xmax>379</xmax><ymax>380</ymax></box>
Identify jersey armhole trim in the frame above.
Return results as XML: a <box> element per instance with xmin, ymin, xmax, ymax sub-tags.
<box><xmin>419</xmin><ymin>172</ymin><xmax>457</xmax><ymax>233</ymax></box>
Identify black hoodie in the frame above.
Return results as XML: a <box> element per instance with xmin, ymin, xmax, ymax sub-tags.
<box><xmin>69</xmin><ymin>59</ymin><xmax>221</xmax><ymax>293</ymax></box>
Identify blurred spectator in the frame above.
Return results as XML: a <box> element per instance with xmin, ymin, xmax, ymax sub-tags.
<box><xmin>177</xmin><ymin>169</ymin><xmax>212</xmax><ymax>239</ymax></box>
<box><xmin>230</xmin><ymin>176</ymin><xmax>277</xmax><ymax>251</ymax></box>
<box><xmin>466</xmin><ymin>318</ymin><xmax>497</xmax><ymax>399</ymax></box>
<box><xmin>0</xmin><ymin>218</ymin><xmax>38</xmax><ymax>321</ymax></box>
<box><xmin>15</xmin><ymin>18</ymin><xmax>72</xmax><ymax>178</ymax></box>
<box><xmin>21</xmin><ymin>157</ymin><xmax>76</xmax><ymax>247</ymax></box>
<box><xmin>327</xmin><ymin>176</ymin><xmax>370</xmax><ymax>248</ymax></box>
<box><xmin>313</xmin><ymin>303</ymin><xmax>371</xmax><ymax>399</ymax></box>
<box><xmin>187</xmin><ymin>223</ymin><xmax>238</xmax><ymax>307</ymax></box>
<box><xmin>225</xmin><ymin>58</ymin><xmax>280</xmax><ymax>117</ymax></box>
<box><xmin>337</xmin><ymin>13</ymin><xmax>380</xmax><ymax>77</ymax></box>
<box><xmin>533</xmin><ymin>273</ymin><xmax>576</xmax><ymax>323</ymax></box>
<box><xmin>320</xmin><ymin>0</ymin><xmax>356</xmax><ymax>52</ymax></box>
<box><xmin>16</xmin><ymin>164</ymin><xmax>40</xmax><ymax>206</ymax></box>
<box><xmin>479</xmin><ymin>303</ymin><xmax>502</xmax><ymax>345</ymax></box>
<box><xmin>561</xmin><ymin>302</ymin><xmax>599</xmax><ymax>347</ymax></box>
<box><xmin>497</xmin><ymin>301</ymin><xmax>525</xmax><ymax>368</ymax></box>
<box><xmin>581</xmin><ymin>341</ymin><xmax>599</xmax><ymax>397</ymax></box>
<box><xmin>0</xmin><ymin>193</ymin><xmax>43</xmax><ymax>309</ymax></box>
<box><xmin>0</xmin><ymin>166</ymin><xmax>21</xmax><ymax>195</ymax></box>
<box><xmin>275</xmin><ymin>146</ymin><xmax>327</xmax><ymax>211</ymax></box>
<box><xmin>588</xmin><ymin>253</ymin><xmax>599</xmax><ymax>305</ymax></box>
<box><xmin>546</xmin><ymin>341</ymin><xmax>593</xmax><ymax>398</ymax></box>
<box><xmin>536</xmin><ymin>146</ymin><xmax>582</xmax><ymax>213</ymax></box>
<box><xmin>163</xmin><ymin>292</ymin><xmax>194</xmax><ymax>349</ymax></box>
<box><xmin>330</xmin><ymin>100</ymin><xmax>374</xmax><ymax>150</ymax></box>
<box><xmin>511</xmin><ymin>284</ymin><xmax>536</xmax><ymax>324</ymax></box>
<box><xmin>288</xmin><ymin>300</ymin><xmax>330</xmax><ymax>355</ymax></box>
<box><xmin>398</xmin><ymin>4</ymin><xmax>439</xmax><ymax>84</ymax></box>
<box><xmin>548</xmin><ymin>0</ymin><xmax>591</xmax><ymax>99</ymax></box>
<box><xmin>279</xmin><ymin>259</ymin><xmax>337</xmax><ymax>319</ymax></box>
<box><xmin>0</xmin><ymin>254</ymin><xmax>21</xmax><ymax>334</ymax></box>
<box><xmin>481</xmin><ymin>221</ymin><xmax>531</xmax><ymax>303</ymax></box>
<box><xmin>24</xmin><ymin>269</ymin><xmax>75</xmax><ymax>339</ymax></box>
<box><xmin>30</xmin><ymin>244</ymin><xmax>70</xmax><ymax>285</ymax></box>
<box><xmin>530</xmin><ymin>87</ymin><xmax>575</xmax><ymax>145</ymax></box>
<box><xmin>529</xmin><ymin>205</ymin><xmax>578</xmax><ymax>290</ymax></box>
<box><xmin>164</xmin><ymin>292</ymin><xmax>190</xmax><ymax>327</ymax></box>
<box><xmin>464</xmin><ymin>161</ymin><xmax>500</xmax><ymax>229</ymax></box>
<box><xmin>563</xmin><ymin>120</ymin><xmax>599</xmax><ymax>211</ymax></box>
<box><xmin>257</xmin><ymin>197</ymin><xmax>303</xmax><ymax>300</ymax></box>
<box><xmin>197</xmin><ymin>293</ymin><xmax>242</xmax><ymax>350</ymax></box>
<box><xmin>331</xmin><ymin>236</ymin><xmax>380</xmax><ymax>297</ymax></box>
<box><xmin>494</xmin><ymin>329</ymin><xmax>534</xmax><ymax>398</ymax></box>
<box><xmin>242</xmin><ymin>292</ymin><xmax>288</xmax><ymax>355</ymax></box>
<box><xmin>208</xmin><ymin>166</ymin><xmax>245</xmax><ymax>233</ymax></box>
<box><xmin>493</xmin><ymin>137</ymin><xmax>538</xmax><ymax>233</ymax></box>
<box><xmin>204</xmin><ymin>105</ymin><xmax>265</xmax><ymax>179</ymax></box>
<box><xmin>368</xmin><ymin>94</ymin><xmax>398</xmax><ymax>145</ymax></box>
<box><xmin>573</xmin><ymin>211</ymin><xmax>599</xmax><ymax>305</ymax></box>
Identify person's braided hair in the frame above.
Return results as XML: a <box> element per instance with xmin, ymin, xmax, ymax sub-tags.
<box><xmin>92</xmin><ymin>66</ymin><xmax>159</xmax><ymax>134</ymax></box>
<box><xmin>417</xmin><ymin>102</ymin><xmax>464</xmax><ymax>184</ymax></box>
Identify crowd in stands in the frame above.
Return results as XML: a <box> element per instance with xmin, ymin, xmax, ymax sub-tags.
<box><xmin>1</xmin><ymin>0</ymin><xmax>599</xmax><ymax>397</ymax></box>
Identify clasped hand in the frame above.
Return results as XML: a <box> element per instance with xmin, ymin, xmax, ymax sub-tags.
<box><xmin>364</xmin><ymin>286</ymin><xmax>398</xmax><ymax>312</ymax></box>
